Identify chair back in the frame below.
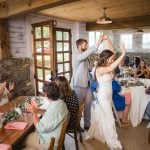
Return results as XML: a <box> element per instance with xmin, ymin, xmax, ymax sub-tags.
<box><xmin>57</xmin><ymin>115</ymin><xmax>69</xmax><ymax>150</ymax></box>
<box><xmin>48</xmin><ymin>137</ymin><xmax>55</xmax><ymax>150</ymax></box>
<box><xmin>75</xmin><ymin>97</ymin><xmax>86</xmax><ymax>129</ymax></box>
<box><xmin>148</xmin><ymin>128</ymin><xmax>150</xmax><ymax>146</ymax></box>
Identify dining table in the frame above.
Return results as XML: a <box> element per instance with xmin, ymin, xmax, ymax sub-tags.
<box><xmin>119</xmin><ymin>78</ymin><xmax>150</xmax><ymax>127</ymax></box>
<box><xmin>0</xmin><ymin>96</ymin><xmax>35</xmax><ymax>148</ymax></box>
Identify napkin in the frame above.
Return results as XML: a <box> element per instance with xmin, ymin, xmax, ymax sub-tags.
<box><xmin>0</xmin><ymin>144</ymin><xmax>12</xmax><ymax>150</ymax></box>
<box><xmin>4</xmin><ymin>122</ymin><xmax>27</xmax><ymax>130</ymax></box>
<box><xmin>0</xmin><ymin>113</ymin><xmax>4</xmax><ymax>116</ymax></box>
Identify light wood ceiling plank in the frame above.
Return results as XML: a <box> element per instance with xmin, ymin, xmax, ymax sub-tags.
<box><xmin>0</xmin><ymin>0</ymin><xmax>79</xmax><ymax>19</ymax></box>
<box><xmin>39</xmin><ymin>0</ymin><xmax>150</xmax><ymax>22</ymax></box>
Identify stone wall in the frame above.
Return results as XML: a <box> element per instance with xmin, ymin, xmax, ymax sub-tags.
<box><xmin>0</xmin><ymin>58</ymin><xmax>34</xmax><ymax>97</ymax></box>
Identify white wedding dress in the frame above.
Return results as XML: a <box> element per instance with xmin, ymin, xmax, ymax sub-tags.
<box><xmin>86</xmin><ymin>73</ymin><xmax>122</xmax><ymax>150</ymax></box>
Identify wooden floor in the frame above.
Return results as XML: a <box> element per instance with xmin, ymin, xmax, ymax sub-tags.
<box><xmin>64</xmin><ymin>120</ymin><xmax>150</xmax><ymax>150</ymax></box>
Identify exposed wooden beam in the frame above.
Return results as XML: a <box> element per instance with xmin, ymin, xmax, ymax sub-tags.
<box><xmin>0</xmin><ymin>0</ymin><xmax>79</xmax><ymax>19</ymax></box>
<box><xmin>86</xmin><ymin>15</ymin><xmax>150</xmax><ymax>31</ymax></box>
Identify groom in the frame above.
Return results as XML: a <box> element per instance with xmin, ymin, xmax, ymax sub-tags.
<box><xmin>70</xmin><ymin>36</ymin><xmax>103</xmax><ymax>129</ymax></box>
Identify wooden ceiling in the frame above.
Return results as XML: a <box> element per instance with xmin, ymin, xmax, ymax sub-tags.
<box><xmin>0</xmin><ymin>0</ymin><xmax>150</xmax><ymax>30</ymax></box>
<box><xmin>0</xmin><ymin>0</ymin><xmax>79</xmax><ymax>18</ymax></box>
<box><xmin>40</xmin><ymin>0</ymin><xmax>150</xmax><ymax>22</ymax></box>
<box><xmin>39</xmin><ymin>0</ymin><xmax>150</xmax><ymax>30</ymax></box>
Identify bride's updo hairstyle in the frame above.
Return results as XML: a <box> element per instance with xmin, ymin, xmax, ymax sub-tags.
<box><xmin>97</xmin><ymin>49</ymin><xmax>114</xmax><ymax>67</ymax></box>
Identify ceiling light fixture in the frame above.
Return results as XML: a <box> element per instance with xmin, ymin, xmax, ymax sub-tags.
<box><xmin>134</xmin><ymin>29</ymin><xmax>144</xmax><ymax>34</ymax></box>
<box><xmin>96</xmin><ymin>7</ymin><xmax>112</xmax><ymax>24</ymax></box>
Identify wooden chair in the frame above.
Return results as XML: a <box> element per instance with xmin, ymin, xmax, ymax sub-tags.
<box><xmin>48</xmin><ymin>137</ymin><xmax>55</xmax><ymax>150</ymax></box>
<box><xmin>148</xmin><ymin>128</ymin><xmax>150</xmax><ymax>146</ymax></box>
<box><xmin>57</xmin><ymin>116</ymin><xmax>69</xmax><ymax>150</ymax></box>
<box><xmin>66</xmin><ymin>97</ymin><xmax>86</xmax><ymax>150</ymax></box>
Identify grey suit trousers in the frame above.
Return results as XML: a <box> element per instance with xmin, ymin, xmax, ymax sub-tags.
<box><xmin>74</xmin><ymin>86</ymin><xmax>92</xmax><ymax>127</ymax></box>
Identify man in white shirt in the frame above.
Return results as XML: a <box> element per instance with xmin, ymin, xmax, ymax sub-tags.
<box><xmin>0</xmin><ymin>81</ymin><xmax>14</xmax><ymax>106</ymax></box>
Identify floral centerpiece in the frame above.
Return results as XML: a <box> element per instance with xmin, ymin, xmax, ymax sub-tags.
<box><xmin>123</xmin><ymin>67</ymin><xmax>133</xmax><ymax>78</ymax></box>
<box><xmin>125</xmin><ymin>79</ymin><xmax>144</xmax><ymax>88</ymax></box>
<box><xmin>2</xmin><ymin>110</ymin><xmax>19</xmax><ymax>124</ymax></box>
<box><xmin>2</xmin><ymin>96</ymin><xmax>43</xmax><ymax>124</ymax></box>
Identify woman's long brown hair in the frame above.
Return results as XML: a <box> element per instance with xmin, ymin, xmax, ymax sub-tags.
<box><xmin>94</xmin><ymin>49</ymin><xmax>114</xmax><ymax>80</ymax></box>
<box><xmin>55</xmin><ymin>76</ymin><xmax>72</xmax><ymax>98</ymax></box>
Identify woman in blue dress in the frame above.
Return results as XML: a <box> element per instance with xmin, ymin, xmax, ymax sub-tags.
<box><xmin>112</xmin><ymin>79</ymin><xmax>131</xmax><ymax>125</ymax></box>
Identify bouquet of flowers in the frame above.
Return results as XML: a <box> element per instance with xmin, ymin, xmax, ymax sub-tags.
<box><xmin>123</xmin><ymin>67</ymin><xmax>133</xmax><ymax>78</ymax></box>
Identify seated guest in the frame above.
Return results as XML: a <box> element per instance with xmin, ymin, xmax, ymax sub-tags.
<box><xmin>0</xmin><ymin>81</ymin><xmax>14</xmax><ymax>106</ymax></box>
<box><xmin>124</xmin><ymin>55</ymin><xmax>130</xmax><ymax>67</ymax></box>
<box><xmin>24</xmin><ymin>82</ymin><xmax>68</xmax><ymax>150</ymax></box>
<box><xmin>112</xmin><ymin>78</ymin><xmax>131</xmax><ymax>125</ymax></box>
<box><xmin>134</xmin><ymin>60</ymin><xmax>150</xmax><ymax>78</ymax></box>
<box><xmin>132</xmin><ymin>56</ymin><xmax>141</xmax><ymax>68</ymax></box>
<box><xmin>55</xmin><ymin>76</ymin><xmax>79</xmax><ymax>129</ymax></box>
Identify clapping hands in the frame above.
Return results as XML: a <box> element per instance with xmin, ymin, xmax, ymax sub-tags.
<box><xmin>0</xmin><ymin>82</ymin><xmax>6</xmax><ymax>95</ymax></box>
<box><xmin>26</xmin><ymin>98</ymin><xmax>39</xmax><ymax>113</ymax></box>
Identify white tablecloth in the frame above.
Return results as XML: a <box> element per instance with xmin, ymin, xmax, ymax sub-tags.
<box><xmin>119</xmin><ymin>78</ymin><xmax>150</xmax><ymax>127</ymax></box>
<box><xmin>129</xmin><ymin>86</ymin><xmax>150</xmax><ymax>127</ymax></box>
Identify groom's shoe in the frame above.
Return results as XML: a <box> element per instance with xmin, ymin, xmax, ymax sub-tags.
<box><xmin>84</xmin><ymin>126</ymin><xmax>89</xmax><ymax>130</ymax></box>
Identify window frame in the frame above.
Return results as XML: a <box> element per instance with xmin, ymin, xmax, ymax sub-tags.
<box><xmin>88</xmin><ymin>31</ymin><xmax>104</xmax><ymax>50</ymax></box>
<box><xmin>120</xmin><ymin>33</ymin><xmax>133</xmax><ymax>50</ymax></box>
<box><xmin>142</xmin><ymin>33</ymin><xmax>150</xmax><ymax>49</ymax></box>
<box><xmin>53</xmin><ymin>27</ymin><xmax>72</xmax><ymax>82</ymax></box>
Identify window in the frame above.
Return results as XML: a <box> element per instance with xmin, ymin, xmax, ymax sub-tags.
<box><xmin>54</xmin><ymin>28</ymin><xmax>72</xmax><ymax>82</ymax></box>
<box><xmin>120</xmin><ymin>34</ymin><xmax>133</xmax><ymax>49</ymax></box>
<box><xmin>143</xmin><ymin>33</ymin><xmax>150</xmax><ymax>49</ymax></box>
<box><xmin>89</xmin><ymin>31</ymin><xmax>103</xmax><ymax>50</ymax></box>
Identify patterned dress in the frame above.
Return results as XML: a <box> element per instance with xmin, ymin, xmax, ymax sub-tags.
<box><xmin>62</xmin><ymin>90</ymin><xmax>79</xmax><ymax>129</ymax></box>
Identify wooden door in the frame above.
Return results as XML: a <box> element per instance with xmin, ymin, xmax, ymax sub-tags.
<box><xmin>32</xmin><ymin>21</ymin><xmax>53</xmax><ymax>95</ymax></box>
<box><xmin>53</xmin><ymin>28</ymin><xmax>72</xmax><ymax>81</ymax></box>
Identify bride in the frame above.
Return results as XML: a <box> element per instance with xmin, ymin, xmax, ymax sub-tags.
<box><xmin>86</xmin><ymin>35</ymin><xmax>126</xmax><ymax>150</ymax></box>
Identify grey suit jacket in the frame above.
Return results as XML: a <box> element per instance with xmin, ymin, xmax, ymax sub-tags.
<box><xmin>70</xmin><ymin>46</ymin><xmax>98</xmax><ymax>88</ymax></box>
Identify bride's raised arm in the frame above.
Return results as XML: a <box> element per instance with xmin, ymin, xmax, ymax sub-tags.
<box><xmin>103</xmin><ymin>34</ymin><xmax>115</xmax><ymax>53</ymax></box>
<box><xmin>96</xmin><ymin>43</ymin><xmax>126</xmax><ymax>76</ymax></box>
